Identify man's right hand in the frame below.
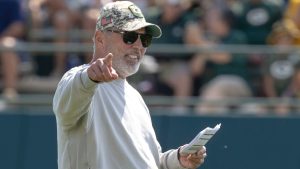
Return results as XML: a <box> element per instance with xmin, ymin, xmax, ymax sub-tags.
<box><xmin>87</xmin><ymin>53</ymin><xmax>119</xmax><ymax>82</ymax></box>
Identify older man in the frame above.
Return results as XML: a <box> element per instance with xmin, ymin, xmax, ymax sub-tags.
<box><xmin>53</xmin><ymin>1</ymin><xmax>206</xmax><ymax>169</ymax></box>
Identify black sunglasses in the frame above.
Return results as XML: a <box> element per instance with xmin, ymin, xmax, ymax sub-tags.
<box><xmin>106</xmin><ymin>30</ymin><xmax>153</xmax><ymax>48</ymax></box>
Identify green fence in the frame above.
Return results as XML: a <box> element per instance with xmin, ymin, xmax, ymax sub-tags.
<box><xmin>0</xmin><ymin>108</ymin><xmax>299</xmax><ymax>169</ymax></box>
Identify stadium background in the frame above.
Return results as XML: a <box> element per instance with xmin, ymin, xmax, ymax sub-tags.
<box><xmin>1</xmin><ymin>0</ymin><xmax>300</xmax><ymax>169</ymax></box>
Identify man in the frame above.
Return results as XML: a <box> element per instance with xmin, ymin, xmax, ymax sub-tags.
<box><xmin>53</xmin><ymin>1</ymin><xmax>206</xmax><ymax>169</ymax></box>
<box><xmin>0</xmin><ymin>0</ymin><xmax>24</xmax><ymax>100</ymax></box>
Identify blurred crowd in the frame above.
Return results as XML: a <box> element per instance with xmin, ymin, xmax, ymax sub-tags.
<box><xmin>1</xmin><ymin>0</ymin><xmax>300</xmax><ymax>115</ymax></box>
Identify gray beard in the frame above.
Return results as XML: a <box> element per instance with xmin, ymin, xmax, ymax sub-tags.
<box><xmin>112</xmin><ymin>58</ymin><xmax>140</xmax><ymax>78</ymax></box>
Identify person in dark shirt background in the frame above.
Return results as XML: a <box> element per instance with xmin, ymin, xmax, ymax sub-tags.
<box><xmin>0</xmin><ymin>0</ymin><xmax>24</xmax><ymax>100</ymax></box>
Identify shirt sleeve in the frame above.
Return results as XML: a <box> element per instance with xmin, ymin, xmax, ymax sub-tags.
<box><xmin>159</xmin><ymin>149</ymin><xmax>187</xmax><ymax>169</ymax></box>
<box><xmin>53</xmin><ymin>66</ymin><xmax>97</xmax><ymax>130</ymax></box>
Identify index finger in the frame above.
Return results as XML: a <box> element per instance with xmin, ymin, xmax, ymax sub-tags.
<box><xmin>103</xmin><ymin>53</ymin><xmax>113</xmax><ymax>68</ymax></box>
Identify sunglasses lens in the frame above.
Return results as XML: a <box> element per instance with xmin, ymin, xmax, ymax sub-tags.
<box><xmin>123</xmin><ymin>32</ymin><xmax>138</xmax><ymax>45</ymax></box>
<box><xmin>140</xmin><ymin>34</ymin><xmax>152</xmax><ymax>47</ymax></box>
<box><xmin>122</xmin><ymin>31</ymin><xmax>153</xmax><ymax>47</ymax></box>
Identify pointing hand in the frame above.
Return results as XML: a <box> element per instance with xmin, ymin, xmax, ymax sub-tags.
<box><xmin>87</xmin><ymin>53</ymin><xmax>119</xmax><ymax>82</ymax></box>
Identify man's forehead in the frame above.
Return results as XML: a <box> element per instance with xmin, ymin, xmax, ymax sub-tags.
<box><xmin>135</xmin><ymin>27</ymin><xmax>146</xmax><ymax>33</ymax></box>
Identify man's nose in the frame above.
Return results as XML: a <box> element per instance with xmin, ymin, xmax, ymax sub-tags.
<box><xmin>132</xmin><ymin>35</ymin><xmax>144</xmax><ymax>48</ymax></box>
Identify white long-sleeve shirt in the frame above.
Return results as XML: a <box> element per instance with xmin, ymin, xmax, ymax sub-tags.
<box><xmin>53</xmin><ymin>65</ymin><xmax>186</xmax><ymax>169</ymax></box>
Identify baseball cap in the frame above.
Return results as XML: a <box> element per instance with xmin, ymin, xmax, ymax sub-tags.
<box><xmin>96</xmin><ymin>1</ymin><xmax>162</xmax><ymax>38</ymax></box>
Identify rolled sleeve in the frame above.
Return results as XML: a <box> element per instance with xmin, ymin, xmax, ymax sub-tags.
<box><xmin>160</xmin><ymin>149</ymin><xmax>187</xmax><ymax>169</ymax></box>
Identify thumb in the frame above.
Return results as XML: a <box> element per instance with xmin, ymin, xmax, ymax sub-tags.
<box><xmin>103</xmin><ymin>53</ymin><xmax>113</xmax><ymax>68</ymax></box>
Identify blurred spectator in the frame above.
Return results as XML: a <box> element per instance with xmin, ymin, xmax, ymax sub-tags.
<box><xmin>65</xmin><ymin>0</ymin><xmax>105</xmax><ymax>67</ymax></box>
<box><xmin>284</xmin><ymin>0</ymin><xmax>300</xmax><ymax>45</ymax></box>
<box><xmin>280</xmin><ymin>64</ymin><xmax>300</xmax><ymax>115</ymax></box>
<box><xmin>191</xmin><ymin>8</ymin><xmax>251</xmax><ymax>85</ymax></box>
<box><xmin>233</xmin><ymin>0</ymin><xmax>283</xmax><ymax>96</ymax></box>
<box><xmin>189</xmin><ymin>7</ymin><xmax>254</xmax><ymax>114</ymax></box>
<box><xmin>147</xmin><ymin>0</ymin><xmax>197</xmax><ymax>113</ymax></box>
<box><xmin>49</xmin><ymin>0</ymin><xmax>74</xmax><ymax>76</ymax></box>
<box><xmin>223</xmin><ymin>0</ymin><xmax>243</xmax><ymax>16</ymax></box>
<box><xmin>236</xmin><ymin>0</ymin><xmax>283</xmax><ymax>45</ymax></box>
<box><xmin>202</xmin><ymin>7</ymin><xmax>250</xmax><ymax>80</ymax></box>
<box><xmin>263</xmin><ymin>20</ymin><xmax>300</xmax><ymax>97</ymax></box>
<box><xmin>262</xmin><ymin>20</ymin><xmax>300</xmax><ymax>115</ymax></box>
<box><xmin>27</xmin><ymin>0</ymin><xmax>79</xmax><ymax>77</ymax></box>
<box><xmin>27</xmin><ymin>0</ymin><xmax>105</xmax><ymax>77</ymax></box>
<box><xmin>195</xmin><ymin>75</ymin><xmax>252</xmax><ymax>114</ymax></box>
<box><xmin>79</xmin><ymin>7</ymin><xmax>98</xmax><ymax>63</ymax></box>
<box><xmin>0</xmin><ymin>0</ymin><xmax>24</xmax><ymax>100</ymax></box>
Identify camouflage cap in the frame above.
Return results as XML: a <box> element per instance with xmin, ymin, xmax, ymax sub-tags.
<box><xmin>96</xmin><ymin>1</ymin><xmax>162</xmax><ymax>38</ymax></box>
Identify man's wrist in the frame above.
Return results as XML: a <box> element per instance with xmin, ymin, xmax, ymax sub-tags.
<box><xmin>81</xmin><ymin>68</ymin><xmax>99</xmax><ymax>89</ymax></box>
<box><xmin>177</xmin><ymin>146</ymin><xmax>187</xmax><ymax>168</ymax></box>
<box><xmin>88</xmin><ymin>76</ymin><xmax>101</xmax><ymax>83</ymax></box>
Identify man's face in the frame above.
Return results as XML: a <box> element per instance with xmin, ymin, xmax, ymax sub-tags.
<box><xmin>103</xmin><ymin>28</ymin><xmax>147</xmax><ymax>78</ymax></box>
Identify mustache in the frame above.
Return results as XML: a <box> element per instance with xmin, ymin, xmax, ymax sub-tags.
<box><xmin>126</xmin><ymin>50</ymin><xmax>141</xmax><ymax>57</ymax></box>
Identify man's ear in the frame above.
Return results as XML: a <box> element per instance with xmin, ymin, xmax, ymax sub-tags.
<box><xmin>94</xmin><ymin>30</ymin><xmax>105</xmax><ymax>47</ymax></box>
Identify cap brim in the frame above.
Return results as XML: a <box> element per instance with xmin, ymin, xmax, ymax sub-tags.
<box><xmin>122</xmin><ymin>20</ymin><xmax>162</xmax><ymax>38</ymax></box>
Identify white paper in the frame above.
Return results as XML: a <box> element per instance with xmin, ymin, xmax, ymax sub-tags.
<box><xmin>180</xmin><ymin>123</ymin><xmax>221</xmax><ymax>154</ymax></box>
